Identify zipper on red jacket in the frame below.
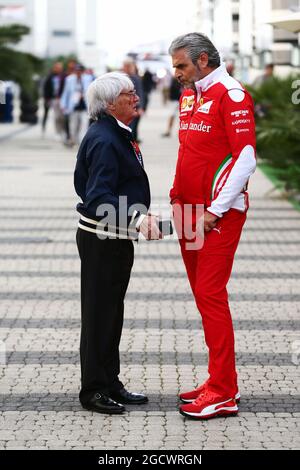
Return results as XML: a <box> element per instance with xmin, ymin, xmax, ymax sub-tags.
<box><xmin>177</xmin><ymin>91</ymin><xmax>197</xmax><ymax>199</ymax></box>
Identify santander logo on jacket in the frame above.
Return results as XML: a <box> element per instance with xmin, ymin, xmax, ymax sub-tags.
<box><xmin>170</xmin><ymin>63</ymin><xmax>256</xmax><ymax>218</ymax></box>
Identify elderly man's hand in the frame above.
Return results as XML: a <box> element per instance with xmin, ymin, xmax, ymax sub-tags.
<box><xmin>139</xmin><ymin>215</ymin><xmax>163</xmax><ymax>240</ymax></box>
<box><xmin>204</xmin><ymin>211</ymin><xmax>218</xmax><ymax>232</ymax></box>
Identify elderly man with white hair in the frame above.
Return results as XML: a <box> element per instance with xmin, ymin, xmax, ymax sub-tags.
<box><xmin>74</xmin><ymin>72</ymin><xmax>162</xmax><ymax>414</ymax></box>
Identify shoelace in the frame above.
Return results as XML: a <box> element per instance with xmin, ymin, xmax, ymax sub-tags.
<box><xmin>194</xmin><ymin>388</ymin><xmax>215</xmax><ymax>405</ymax></box>
<box><xmin>196</xmin><ymin>380</ymin><xmax>209</xmax><ymax>393</ymax></box>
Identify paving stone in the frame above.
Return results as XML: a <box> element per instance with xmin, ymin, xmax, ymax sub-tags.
<box><xmin>0</xmin><ymin>93</ymin><xmax>299</xmax><ymax>450</ymax></box>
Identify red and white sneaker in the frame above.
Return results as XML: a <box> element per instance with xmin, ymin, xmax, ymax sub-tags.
<box><xmin>179</xmin><ymin>381</ymin><xmax>240</xmax><ymax>404</ymax></box>
<box><xmin>179</xmin><ymin>389</ymin><xmax>238</xmax><ymax>420</ymax></box>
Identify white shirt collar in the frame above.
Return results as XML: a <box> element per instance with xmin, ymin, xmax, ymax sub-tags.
<box><xmin>195</xmin><ymin>62</ymin><xmax>228</xmax><ymax>96</ymax></box>
<box><xmin>116</xmin><ymin>119</ymin><xmax>132</xmax><ymax>133</ymax></box>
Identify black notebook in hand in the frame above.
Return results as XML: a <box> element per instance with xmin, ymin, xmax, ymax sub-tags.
<box><xmin>158</xmin><ymin>219</ymin><xmax>174</xmax><ymax>236</ymax></box>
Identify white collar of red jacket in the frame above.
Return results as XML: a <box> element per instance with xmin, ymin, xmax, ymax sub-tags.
<box><xmin>195</xmin><ymin>62</ymin><xmax>228</xmax><ymax>96</ymax></box>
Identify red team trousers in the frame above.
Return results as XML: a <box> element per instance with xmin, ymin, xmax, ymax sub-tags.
<box><xmin>175</xmin><ymin>206</ymin><xmax>246</xmax><ymax>399</ymax></box>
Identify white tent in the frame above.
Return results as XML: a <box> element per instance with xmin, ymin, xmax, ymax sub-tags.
<box><xmin>268</xmin><ymin>12</ymin><xmax>300</xmax><ymax>34</ymax></box>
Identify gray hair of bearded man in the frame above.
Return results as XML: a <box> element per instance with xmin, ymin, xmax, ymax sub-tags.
<box><xmin>169</xmin><ymin>32</ymin><xmax>221</xmax><ymax>69</ymax></box>
<box><xmin>86</xmin><ymin>71</ymin><xmax>134</xmax><ymax>120</ymax></box>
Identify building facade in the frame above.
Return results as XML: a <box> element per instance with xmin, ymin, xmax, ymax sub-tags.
<box><xmin>0</xmin><ymin>0</ymin><xmax>105</xmax><ymax>73</ymax></box>
<box><xmin>191</xmin><ymin>0</ymin><xmax>300</xmax><ymax>79</ymax></box>
<box><xmin>271</xmin><ymin>0</ymin><xmax>300</xmax><ymax>68</ymax></box>
<box><xmin>0</xmin><ymin>0</ymin><xmax>48</xmax><ymax>56</ymax></box>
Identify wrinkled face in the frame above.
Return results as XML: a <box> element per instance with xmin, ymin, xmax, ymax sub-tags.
<box><xmin>109</xmin><ymin>88</ymin><xmax>139</xmax><ymax>125</ymax></box>
<box><xmin>171</xmin><ymin>48</ymin><xmax>201</xmax><ymax>89</ymax></box>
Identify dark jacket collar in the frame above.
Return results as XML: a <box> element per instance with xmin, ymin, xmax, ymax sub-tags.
<box><xmin>96</xmin><ymin>112</ymin><xmax>133</xmax><ymax>141</ymax></box>
<box><xmin>92</xmin><ymin>112</ymin><xmax>146</xmax><ymax>174</ymax></box>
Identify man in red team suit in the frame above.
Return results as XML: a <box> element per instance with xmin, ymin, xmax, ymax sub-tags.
<box><xmin>169</xmin><ymin>33</ymin><xmax>256</xmax><ymax>419</ymax></box>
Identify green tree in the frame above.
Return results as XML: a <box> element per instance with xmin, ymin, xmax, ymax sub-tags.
<box><xmin>0</xmin><ymin>23</ymin><xmax>43</xmax><ymax>97</ymax></box>
<box><xmin>248</xmin><ymin>76</ymin><xmax>300</xmax><ymax>193</ymax></box>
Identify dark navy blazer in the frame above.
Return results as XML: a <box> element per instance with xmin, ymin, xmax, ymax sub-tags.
<box><xmin>74</xmin><ymin>114</ymin><xmax>151</xmax><ymax>237</ymax></box>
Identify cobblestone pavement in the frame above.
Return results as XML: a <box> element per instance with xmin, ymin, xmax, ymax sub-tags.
<box><xmin>0</xmin><ymin>93</ymin><xmax>299</xmax><ymax>450</ymax></box>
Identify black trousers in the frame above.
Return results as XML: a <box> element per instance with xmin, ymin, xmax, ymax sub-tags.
<box><xmin>64</xmin><ymin>114</ymin><xmax>70</xmax><ymax>140</ymax></box>
<box><xmin>76</xmin><ymin>228</ymin><xmax>134</xmax><ymax>404</ymax></box>
<box><xmin>42</xmin><ymin>101</ymin><xmax>50</xmax><ymax>131</ymax></box>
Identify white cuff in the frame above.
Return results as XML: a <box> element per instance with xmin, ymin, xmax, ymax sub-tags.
<box><xmin>206</xmin><ymin>207</ymin><xmax>223</xmax><ymax>218</ymax></box>
<box><xmin>209</xmin><ymin>145</ymin><xmax>256</xmax><ymax>217</ymax></box>
<box><xmin>135</xmin><ymin>214</ymin><xmax>146</xmax><ymax>230</ymax></box>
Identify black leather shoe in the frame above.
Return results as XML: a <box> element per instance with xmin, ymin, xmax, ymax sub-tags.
<box><xmin>81</xmin><ymin>393</ymin><xmax>125</xmax><ymax>414</ymax></box>
<box><xmin>109</xmin><ymin>387</ymin><xmax>148</xmax><ymax>405</ymax></box>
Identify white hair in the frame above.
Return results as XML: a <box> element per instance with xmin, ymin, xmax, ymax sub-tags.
<box><xmin>86</xmin><ymin>71</ymin><xmax>134</xmax><ymax>120</ymax></box>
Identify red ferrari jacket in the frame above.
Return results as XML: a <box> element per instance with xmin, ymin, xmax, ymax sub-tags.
<box><xmin>170</xmin><ymin>63</ymin><xmax>256</xmax><ymax>218</ymax></box>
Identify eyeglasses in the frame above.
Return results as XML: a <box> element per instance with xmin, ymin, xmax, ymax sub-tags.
<box><xmin>120</xmin><ymin>89</ymin><xmax>137</xmax><ymax>98</ymax></box>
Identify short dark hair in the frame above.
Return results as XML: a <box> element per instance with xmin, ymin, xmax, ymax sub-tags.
<box><xmin>169</xmin><ymin>32</ymin><xmax>221</xmax><ymax>68</ymax></box>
